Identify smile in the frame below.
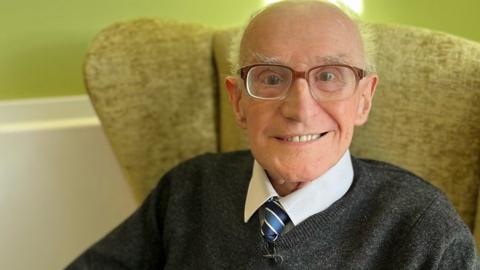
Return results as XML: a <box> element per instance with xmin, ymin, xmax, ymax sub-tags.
<box><xmin>279</xmin><ymin>132</ymin><xmax>329</xmax><ymax>143</ymax></box>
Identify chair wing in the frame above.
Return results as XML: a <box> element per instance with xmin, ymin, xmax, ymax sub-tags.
<box><xmin>84</xmin><ymin>19</ymin><xmax>218</xmax><ymax>201</ymax></box>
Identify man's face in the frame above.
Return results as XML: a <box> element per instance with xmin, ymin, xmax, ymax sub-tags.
<box><xmin>226</xmin><ymin>3</ymin><xmax>378</xmax><ymax>194</ymax></box>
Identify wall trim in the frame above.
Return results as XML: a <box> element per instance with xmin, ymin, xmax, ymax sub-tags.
<box><xmin>0</xmin><ymin>95</ymin><xmax>100</xmax><ymax>133</ymax></box>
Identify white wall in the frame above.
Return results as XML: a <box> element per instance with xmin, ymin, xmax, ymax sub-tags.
<box><xmin>0</xmin><ymin>96</ymin><xmax>138</xmax><ymax>270</ymax></box>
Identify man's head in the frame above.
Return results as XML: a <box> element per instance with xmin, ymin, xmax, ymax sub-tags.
<box><xmin>226</xmin><ymin>0</ymin><xmax>378</xmax><ymax>195</ymax></box>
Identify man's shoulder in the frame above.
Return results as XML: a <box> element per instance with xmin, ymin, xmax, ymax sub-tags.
<box><xmin>173</xmin><ymin>150</ymin><xmax>253</xmax><ymax>172</ymax></box>
<box><xmin>350</xmin><ymin>156</ymin><xmax>463</xmax><ymax>227</ymax></box>
<box><xmin>350</xmin><ymin>157</ymin><xmax>454</xmax><ymax>216</ymax></box>
<box><xmin>159</xmin><ymin>150</ymin><xmax>253</xmax><ymax>189</ymax></box>
<box><xmin>352</xmin><ymin>156</ymin><xmax>440</xmax><ymax>196</ymax></box>
<box><xmin>154</xmin><ymin>150</ymin><xmax>253</xmax><ymax>210</ymax></box>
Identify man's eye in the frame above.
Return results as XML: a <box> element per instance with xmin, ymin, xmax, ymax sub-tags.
<box><xmin>261</xmin><ymin>74</ymin><xmax>283</xmax><ymax>85</ymax></box>
<box><xmin>317</xmin><ymin>72</ymin><xmax>336</xmax><ymax>81</ymax></box>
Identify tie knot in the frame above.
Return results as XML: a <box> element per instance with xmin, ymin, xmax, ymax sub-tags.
<box><xmin>261</xmin><ymin>198</ymin><xmax>291</xmax><ymax>242</ymax></box>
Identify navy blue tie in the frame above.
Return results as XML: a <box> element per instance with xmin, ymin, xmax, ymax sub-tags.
<box><xmin>261</xmin><ymin>198</ymin><xmax>291</xmax><ymax>242</ymax></box>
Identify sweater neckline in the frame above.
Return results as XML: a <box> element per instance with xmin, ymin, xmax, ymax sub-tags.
<box><xmin>265</xmin><ymin>157</ymin><xmax>366</xmax><ymax>248</ymax></box>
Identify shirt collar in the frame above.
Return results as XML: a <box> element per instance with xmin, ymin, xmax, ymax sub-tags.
<box><xmin>244</xmin><ymin>150</ymin><xmax>354</xmax><ymax>225</ymax></box>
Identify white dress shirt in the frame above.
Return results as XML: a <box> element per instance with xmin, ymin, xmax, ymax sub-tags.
<box><xmin>244</xmin><ymin>150</ymin><xmax>354</xmax><ymax>229</ymax></box>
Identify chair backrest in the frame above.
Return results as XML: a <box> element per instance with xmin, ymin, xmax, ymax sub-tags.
<box><xmin>86</xmin><ymin>19</ymin><xmax>480</xmax><ymax>246</ymax></box>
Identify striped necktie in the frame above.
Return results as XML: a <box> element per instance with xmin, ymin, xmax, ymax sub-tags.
<box><xmin>261</xmin><ymin>198</ymin><xmax>291</xmax><ymax>242</ymax></box>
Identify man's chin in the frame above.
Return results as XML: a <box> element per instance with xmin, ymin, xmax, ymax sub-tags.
<box><xmin>265</xmin><ymin>171</ymin><xmax>319</xmax><ymax>196</ymax></box>
<box><xmin>282</xmin><ymin>179</ymin><xmax>313</xmax><ymax>189</ymax></box>
<box><xmin>276</xmin><ymin>158</ymin><xmax>332</xmax><ymax>176</ymax></box>
<box><xmin>267</xmin><ymin>166</ymin><xmax>326</xmax><ymax>183</ymax></box>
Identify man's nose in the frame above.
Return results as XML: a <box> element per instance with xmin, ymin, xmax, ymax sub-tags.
<box><xmin>280</xmin><ymin>78</ymin><xmax>321</xmax><ymax>122</ymax></box>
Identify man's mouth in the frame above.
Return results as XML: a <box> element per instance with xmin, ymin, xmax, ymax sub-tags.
<box><xmin>278</xmin><ymin>132</ymin><xmax>329</xmax><ymax>143</ymax></box>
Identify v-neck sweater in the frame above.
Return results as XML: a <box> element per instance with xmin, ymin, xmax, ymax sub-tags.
<box><xmin>67</xmin><ymin>150</ymin><xmax>478</xmax><ymax>269</ymax></box>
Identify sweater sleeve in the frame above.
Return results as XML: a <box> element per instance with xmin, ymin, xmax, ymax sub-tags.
<box><xmin>392</xmin><ymin>193</ymin><xmax>478</xmax><ymax>270</ymax></box>
<box><xmin>65</xmin><ymin>176</ymin><xmax>170</xmax><ymax>270</ymax></box>
<box><xmin>437</xmin><ymin>237</ymin><xmax>479</xmax><ymax>270</ymax></box>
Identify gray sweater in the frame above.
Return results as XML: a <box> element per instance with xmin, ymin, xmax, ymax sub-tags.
<box><xmin>67</xmin><ymin>151</ymin><xmax>478</xmax><ymax>269</ymax></box>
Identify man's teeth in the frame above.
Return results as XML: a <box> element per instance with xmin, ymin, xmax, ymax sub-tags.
<box><xmin>286</xmin><ymin>134</ymin><xmax>323</xmax><ymax>142</ymax></box>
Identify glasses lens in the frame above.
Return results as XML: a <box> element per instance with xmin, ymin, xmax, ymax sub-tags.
<box><xmin>309</xmin><ymin>66</ymin><xmax>357</xmax><ymax>100</ymax></box>
<box><xmin>246</xmin><ymin>65</ymin><xmax>292</xmax><ymax>99</ymax></box>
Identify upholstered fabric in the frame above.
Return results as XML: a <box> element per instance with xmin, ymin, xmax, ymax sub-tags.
<box><xmin>85</xmin><ymin>19</ymin><xmax>480</xmax><ymax>248</ymax></box>
<box><xmin>84</xmin><ymin>19</ymin><xmax>218</xmax><ymax>201</ymax></box>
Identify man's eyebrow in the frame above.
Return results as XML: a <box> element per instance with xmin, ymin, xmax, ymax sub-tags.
<box><xmin>247</xmin><ymin>53</ymin><xmax>350</xmax><ymax>66</ymax></box>
<box><xmin>315</xmin><ymin>55</ymin><xmax>350</xmax><ymax>65</ymax></box>
<box><xmin>251</xmin><ymin>52</ymin><xmax>283</xmax><ymax>64</ymax></box>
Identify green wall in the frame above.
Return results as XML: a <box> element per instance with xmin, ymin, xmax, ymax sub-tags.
<box><xmin>1</xmin><ymin>0</ymin><xmax>479</xmax><ymax>100</ymax></box>
<box><xmin>362</xmin><ymin>0</ymin><xmax>480</xmax><ymax>42</ymax></box>
<box><xmin>0</xmin><ymin>0</ymin><xmax>260</xmax><ymax>101</ymax></box>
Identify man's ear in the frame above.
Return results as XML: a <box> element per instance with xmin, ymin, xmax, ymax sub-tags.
<box><xmin>225</xmin><ymin>76</ymin><xmax>247</xmax><ymax>129</ymax></box>
<box><xmin>354</xmin><ymin>73</ymin><xmax>379</xmax><ymax>126</ymax></box>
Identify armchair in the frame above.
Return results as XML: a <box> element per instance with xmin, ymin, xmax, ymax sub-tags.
<box><xmin>84</xmin><ymin>18</ymin><xmax>480</xmax><ymax>247</ymax></box>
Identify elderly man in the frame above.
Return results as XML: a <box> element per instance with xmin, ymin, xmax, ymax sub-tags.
<box><xmin>68</xmin><ymin>1</ymin><xmax>478</xmax><ymax>269</ymax></box>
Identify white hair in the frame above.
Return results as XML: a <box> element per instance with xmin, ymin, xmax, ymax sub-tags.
<box><xmin>228</xmin><ymin>0</ymin><xmax>376</xmax><ymax>75</ymax></box>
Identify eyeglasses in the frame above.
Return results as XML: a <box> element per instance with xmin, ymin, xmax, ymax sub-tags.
<box><xmin>239</xmin><ymin>64</ymin><xmax>366</xmax><ymax>101</ymax></box>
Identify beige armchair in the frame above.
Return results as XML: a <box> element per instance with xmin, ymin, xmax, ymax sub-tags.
<box><xmin>84</xmin><ymin>19</ymin><xmax>480</xmax><ymax>247</ymax></box>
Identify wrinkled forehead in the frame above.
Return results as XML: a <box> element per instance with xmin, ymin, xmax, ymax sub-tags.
<box><xmin>239</xmin><ymin>1</ymin><xmax>364</xmax><ymax>67</ymax></box>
